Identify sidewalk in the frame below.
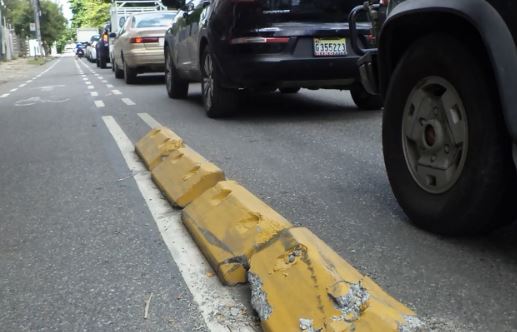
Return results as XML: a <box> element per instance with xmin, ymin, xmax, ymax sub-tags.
<box><xmin>0</xmin><ymin>57</ymin><xmax>54</xmax><ymax>85</ymax></box>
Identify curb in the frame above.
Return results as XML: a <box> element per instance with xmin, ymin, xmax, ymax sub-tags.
<box><xmin>135</xmin><ymin>127</ymin><xmax>424</xmax><ymax>331</ymax></box>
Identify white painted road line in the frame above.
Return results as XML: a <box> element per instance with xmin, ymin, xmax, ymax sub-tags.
<box><xmin>91</xmin><ymin>91</ymin><xmax>98</xmax><ymax>97</ymax></box>
<box><xmin>137</xmin><ymin>113</ymin><xmax>162</xmax><ymax>128</ymax></box>
<box><xmin>10</xmin><ymin>88</ymin><xmax>17</xmax><ymax>92</ymax></box>
<box><xmin>0</xmin><ymin>93</ymin><xmax>9</xmax><ymax>98</ymax></box>
<box><xmin>19</xmin><ymin>83</ymin><xmax>26</xmax><ymax>88</ymax></box>
<box><xmin>106</xmin><ymin>84</ymin><xmax>114</xmax><ymax>88</ymax></box>
<box><xmin>94</xmin><ymin>100</ymin><xmax>105</xmax><ymax>108</ymax></box>
<box><xmin>87</xmin><ymin>86</ymin><xmax>94</xmax><ymax>90</ymax></box>
<box><xmin>121</xmin><ymin>98</ymin><xmax>135</xmax><ymax>106</ymax></box>
<box><xmin>102</xmin><ymin>116</ymin><xmax>255</xmax><ymax>332</ymax></box>
<box><xmin>112</xmin><ymin>89</ymin><xmax>122</xmax><ymax>95</ymax></box>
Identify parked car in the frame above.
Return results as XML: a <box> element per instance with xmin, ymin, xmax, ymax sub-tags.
<box><xmin>96</xmin><ymin>27</ymin><xmax>111</xmax><ymax>68</ymax></box>
<box><xmin>161</xmin><ymin>0</ymin><xmax>378</xmax><ymax>118</ymax></box>
<box><xmin>112</xmin><ymin>11</ymin><xmax>177</xmax><ymax>83</ymax></box>
<box><xmin>86</xmin><ymin>34</ymin><xmax>100</xmax><ymax>62</ymax></box>
<box><xmin>350</xmin><ymin>0</ymin><xmax>517</xmax><ymax>235</ymax></box>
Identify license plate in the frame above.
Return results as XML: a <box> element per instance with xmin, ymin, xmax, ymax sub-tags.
<box><xmin>313</xmin><ymin>38</ymin><xmax>346</xmax><ymax>57</ymax></box>
<box><xmin>159</xmin><ymin>38</ymin><xmax>164</xmax><ymax>46</ymax></box>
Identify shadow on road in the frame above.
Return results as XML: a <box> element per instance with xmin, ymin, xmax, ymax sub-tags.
<box><xmin>182</xmin><ymin>88</ymin><xmax>380</xmax><ymax>123</ymax></box>
<box><xmin>134</xmin><ymin>74</ymin><xmax>165</xmax><ymax>85</ymax></box>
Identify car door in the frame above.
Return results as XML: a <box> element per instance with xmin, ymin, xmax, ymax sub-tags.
<box><xmin>114</xmin><ymin>17</ymin><xmax>132</xmax><ymax>67</ymax></box>
<box><xmin>173</xmin><ymin>1</ymin><xmax>194</xmax><ymax>71</ymax></box>
<box><xmin>185</xmin><ymin>0</ymin><xmax>207</xmax><ymax>72</ymax></box>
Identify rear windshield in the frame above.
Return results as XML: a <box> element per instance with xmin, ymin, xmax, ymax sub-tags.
<box><xmin>134</xmin><ymin>12</ymin><xmax>175</xmax><ymax>28</ymax></box>
<box><xmin>260</xmin><ymin>0</ymin><xmax>364</xmax><ymax>21</ymax></box>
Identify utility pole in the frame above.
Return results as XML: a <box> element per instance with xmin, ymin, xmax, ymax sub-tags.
<box><xmin>30</xmin><ymin>0</ymin><xmax>43</xmax><ymax>56</ymax></box>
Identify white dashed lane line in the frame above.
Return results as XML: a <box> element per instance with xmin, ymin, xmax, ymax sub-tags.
<box><xmin>87</xmin><ymin>86</ymin><xmax>94</xmax><ymax>90</ymax></box>
<box><xmin>106</xmin><ymin>84</ymin><xmax>114</xmax><ymax>88</ymax></box>
<box><xmin>137</xmin><ymin>113</ymin><xmax>162</xmax><ymax>128</ymax></box>
<box><xmin>91</xmin><ymin>92</ymin><xmax>98</xmax><ymax>97</ymax></box>
<box><xmin>121</xmin><ymin>98</ymin><xmax>135</xmax><ymax>106</ymax></box>
<box><xmin>10</xmin><ymin>88</ymin><xmax>17</xmax><ymax>92</ymax></box>
<box><xmin>112</xmin><ymin>90</ymin><xmax>122</xmax><ymax>95</ymax></box>
<box><xmin>0</xmin><ymin>93</ymin><xmax>9</xmax><ymax>98</ymax></box>
<box><xmin>94</xmin><ymin>100</ymin><xmax>105</xmax><ymax>108</ymax></box>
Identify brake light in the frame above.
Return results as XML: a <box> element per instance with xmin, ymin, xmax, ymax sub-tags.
<box><xmin>230</xmin><ymin>37</ymin><xmax>289</xmax><ymax>44</ymax></box>
<box><xmin>130</xmin><ymin>37</ymin><xmax>160</xmax><ymax>43</ymax></box>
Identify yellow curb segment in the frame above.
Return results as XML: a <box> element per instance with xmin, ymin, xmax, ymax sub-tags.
<box><xmin>183</xmin><ymin>180</ymin><xmax>292</xmax><ymax>286</ymax></box>
<box><xmin>248</xmin><ymin>227</ymin><xmax>421</xmax><ymax>332</ymax></box>
<box><xmin>135</xmin><ymin>127</ymin><xmax>184</xmax><ymax>170</ymax></box>
<box><xmin>151</xmin><ymin>146</ymin><xmax>225</xmax><ymax>208</ymax></box>
<box><xmin>134</xmin><ymin>127</ymin><xmax>424</xmax><ymax>332</ymax></box>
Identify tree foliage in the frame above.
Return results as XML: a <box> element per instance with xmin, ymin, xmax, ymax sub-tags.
<box><xmin>69</xmin><ymin>0</ymin><xmax>110</xmax><ymax>29</ymax></box>
<box><xmin>1</xmin><ymin>0</ymin><xmax>67</xmax><ymax>53</ymax></box>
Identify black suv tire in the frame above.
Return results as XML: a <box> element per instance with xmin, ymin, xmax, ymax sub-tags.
<box><xmin>201</xmin><ymin>47</ymin><xmax>239</xmax><ymax>118</ymax></box>
<box><xmin>383</xmin><ymin>34</ymin><xmax>517</xmax><ymax>235</ymax></box>
<box><xmin>165</xmin><ymin>49</ymin><xmax>188</xmax><ymax>99</ymax></box>
<box><xmin>351</xmin><ymin>84</ymin><xmax>382</xmax><ymax>110</ymax></box>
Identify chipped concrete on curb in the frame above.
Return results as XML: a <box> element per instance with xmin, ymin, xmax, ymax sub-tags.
<box><xmin>399</xmin><ymin>315</ymin><xmax>427</xmax><ymax>332</ymax></box>
<box><xmin>330</xmin><ymin>282</ymin><xmax>370</xmax><ymax>322</ymax></box>
<box><xmin>299</xmin><ymin>318</ymin><xmax>317</xmax><ymax>332</ymax></box>
<box><xmin>248</xmin><ymin>272</ymin><xmax>272</xmax><ymax>321</ymax></box>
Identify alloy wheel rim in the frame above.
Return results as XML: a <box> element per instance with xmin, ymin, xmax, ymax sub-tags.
<box><xmin>202</xmin><ymin>53</ymin><xmax>214</xmax><ymax>109</ymax></box>
<box><xmin>402</xmin><ymin>76</ymin><xmax>469</xmax><ymax>194</ymax></box>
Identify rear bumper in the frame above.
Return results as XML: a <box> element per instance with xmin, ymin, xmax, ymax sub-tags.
<box><xmin>214</xmin><ymin>36</ymin><xmax>367</xmax><ymax>89</ymax></box>
<box><xmin>218</xmin><ymin>53</ymin><xmax>360</xmax><ymax>89</ymax></box>
<box><xmin>125</xmin><ymin>48</ymin><xmax>164</xmax><ymax>70</ymax></box>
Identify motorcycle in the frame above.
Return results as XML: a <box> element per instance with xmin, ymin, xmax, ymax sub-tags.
<box><xmin>76</xmin><ymin>48</ymin><xmax>85</xmax><ymax>58</ymax></box>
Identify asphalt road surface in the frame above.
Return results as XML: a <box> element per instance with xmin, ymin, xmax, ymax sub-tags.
<box><xmin>0</xmin><ymin>55</ymin><xmax>516</xmax><ymax>332</ymax></box>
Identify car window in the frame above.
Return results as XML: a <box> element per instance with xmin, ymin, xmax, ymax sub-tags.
<box><xmin>261</xmin><ymin>0</ymin><xmax>364</xmax><ymax>22</ymax></box>
<box><xmin>134</xmin><ymin>13</ymin><xmax>176</xmax><ymax>28</ymax></box>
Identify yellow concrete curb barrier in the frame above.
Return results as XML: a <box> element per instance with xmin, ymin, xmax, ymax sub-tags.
<box><xmin>152</xmin><ymin>147</ymin><xmax>225</xmax><ymax>208</ymax></box>
<box><xmin>135</xmin><ymin>127</ymin><xmax>184</xmax><ymax>170</ymax></box>
<box><xmin>248</xmin><ymin>227</ymin><xmax>423</xmax><ymax>332</ymax></box>
<box><xmin>183</xmin><ymin>180</ymin><xmax>292</xmax><ymax>286</ymax></box>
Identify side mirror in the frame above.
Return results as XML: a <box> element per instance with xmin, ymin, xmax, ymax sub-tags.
<box><xmin>109</xmin><ymin>32</ymin><xmax>117</xmax><ymax>38</ymax></box>
<box><xmin>161</xmin><ymin>0</ymin><xmax>185</xmax><ymax>9</ymax></box>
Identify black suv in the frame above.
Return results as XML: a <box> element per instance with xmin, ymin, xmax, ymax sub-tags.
<box><xmin>96</xmin><ymin>25</ymin><xmax>111</xmax><ymax>69</ymax></box>
<box><xmin>161</xmin><ymin>0</ymin><xmax>379</xmax><ymax>117</ymax></box>
<box><xmin>351</xmin><ymin>0</ymin><xmax>517</xmax><ymax>235</ymax></box>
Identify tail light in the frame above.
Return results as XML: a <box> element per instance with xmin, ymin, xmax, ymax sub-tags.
<box><xmin>102</xmin><ymin>33</ymin><xmax>109</xmax><ymax>42</ymax></box>
<box><xmin>380</xmin><ymin>0</ymin><xmax>389</xmax><ymax>5</ymax></box>
<box><xmin>130</xmin><ymin>37</ymin><xmax>160</xmax><ymax>43</ymax></box>
<box><xmin>230</xmin><ymin>37</ymin><xmax>290</xmax><ymax>45</ymax></box>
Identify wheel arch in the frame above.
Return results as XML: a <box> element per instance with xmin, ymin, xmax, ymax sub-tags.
<box><xmin>379</xmin><ymin>0</ymin><xmax>517</xmax><ymax>141</ymax></box>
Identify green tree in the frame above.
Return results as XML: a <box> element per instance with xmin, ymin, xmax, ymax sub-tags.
<box><xmin>40</xmin><ymin>0</ymin><xmax>67</xmax><ymax>53</ymax></box>
<box><xmin>69</xmin><ymin>0</ymin><xmax>110</xmax><ymax>29</ymax></box>
<box><xmin>1</xmin><ymin>0</ymin><xmax>67</xmax><ymax>54</ymax></box>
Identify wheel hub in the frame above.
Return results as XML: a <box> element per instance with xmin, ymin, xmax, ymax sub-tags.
<box><xmin>402</xmin><ymin>77</ymin><xmax>469</xmax><ymax>194</ymax></box>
